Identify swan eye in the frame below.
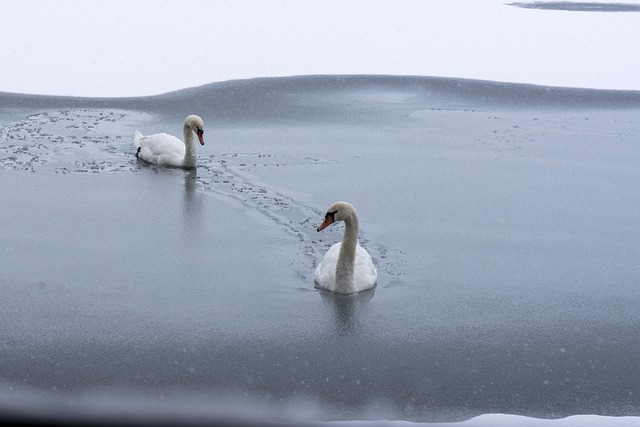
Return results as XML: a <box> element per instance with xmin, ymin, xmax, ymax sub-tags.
<box><xmin>326</xmin><ymin>210</ymin><xmax>338</xmax><ymax>221</ymax></box>
<box><xmin>197</xmin><ymin>128</ymin><xmax>204</xmax><ymax>134</ymax></box>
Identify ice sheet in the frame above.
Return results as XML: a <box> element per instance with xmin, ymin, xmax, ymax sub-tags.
<box><xmin>1</xmin><ymin>76</ymin><xmax>640</xmax><ymax>424</ymax></box>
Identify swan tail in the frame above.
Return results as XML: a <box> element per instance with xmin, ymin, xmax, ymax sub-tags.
<box><xmin>134</xmin><ymin>130</ymin><xmax>144</xmax><ymax>149</ymax></box>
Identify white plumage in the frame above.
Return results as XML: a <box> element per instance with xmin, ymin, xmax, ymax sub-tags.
<box><xmin>314</xmin><ymin>201</ymin><xmax>377</xmax><ymax>294</ymax></box>
<box><xmin>134</xmin><ymin>115</ymin><xmax>205</xmax><ymax>169</ymax></box>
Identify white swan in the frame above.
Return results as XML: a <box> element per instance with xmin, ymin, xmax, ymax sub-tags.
<box><xmin>314</xmin><ymin>201</ymin><xmax>377</xmax><ymax>294</ymax></box>
<box><xmin>134</xmin><ymin>115</ymin><xmax>205</xmax><ymax>169</ymax></box>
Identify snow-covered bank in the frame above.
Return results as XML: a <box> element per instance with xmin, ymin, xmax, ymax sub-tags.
<box><xmin>2</xmin><ymin>1</ymin><xmax>639</xmax><ymax>96</ymax></box>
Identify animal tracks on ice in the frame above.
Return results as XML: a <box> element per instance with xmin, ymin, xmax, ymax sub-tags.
<box><xmin>0</xmin><ymin>109</ymin><xmax>403</xmax><ymax>283</ymax></box>
<box><xmin>0</xmin><ymin>109</ymin><xmax>141</xmax><ymax>173</ymax></box>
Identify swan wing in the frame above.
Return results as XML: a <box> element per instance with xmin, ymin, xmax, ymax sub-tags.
<box><xmin>314</xmin><ymin>243</ymin><xmax>377</xmax><ymax>293</ymax></box>
<box><xmin>353</xmin><ymin>244</ymin><xmax>377</xmax><ymax>292</ymax></box>
<box><xmin>137</xmin><ymin>133</ymin><xmax>185</xmax><ymax>166</ymax></box>
<box><xmin>314</xmin><ymin>242</ymin><xmax>341</xmax><ymax>292</ymax></box>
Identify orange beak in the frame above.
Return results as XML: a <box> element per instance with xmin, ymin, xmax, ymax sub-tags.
<box><xmin>197</xmin><ymin>130</ymin><xmax>205</xmax><ymax>145</ymax></box>
<box><xmin>317</xmin><ymin>217</ymin><xmax>334</xmax><ymax>232</ymax></box>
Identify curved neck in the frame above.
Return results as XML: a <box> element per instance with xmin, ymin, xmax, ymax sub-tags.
<box><xmin>182</xmin><ymin>123</ymin><xmax>197</xmax><ymax>169</ymax></box>
<box><xmin>335</xmin><ymin>212</ymin><xmax>359</xmax><ymax>292</ymax></box>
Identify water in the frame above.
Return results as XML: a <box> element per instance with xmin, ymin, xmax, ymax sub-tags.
<box><xmin>1</xmin><ymin>76</ymin><xmax>640</xmax><ymax>424</ymax></box>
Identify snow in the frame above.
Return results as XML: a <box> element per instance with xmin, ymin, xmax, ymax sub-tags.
<box><xmin>340</xmin><ymin>414</ymin><xmax>640</xmax><ymax>426</ymax></box>
<box><xmin>0</xmin><ymin>0</ymin><xmax>639</xmax><ymax>96</ymax></box>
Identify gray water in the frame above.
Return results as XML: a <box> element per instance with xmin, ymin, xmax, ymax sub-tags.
<box><xmin>1</xmin><ymin>76</ymin><xmax>640</xmax><ymax>424</ymax></box>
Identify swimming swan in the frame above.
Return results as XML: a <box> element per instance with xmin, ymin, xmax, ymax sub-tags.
<box><xmin>314</xmin><ymin>201</ymin><xmax>377</xmax><ymax>294</ymax></box>
<box><xmin>134</xmin><ymin>115</ymin><xmax>205</xmax><ymax>169</ymax></box>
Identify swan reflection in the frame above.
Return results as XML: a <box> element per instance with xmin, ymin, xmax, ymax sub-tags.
<box><xmin>318</xmin><ymin>287</ymin><xmax>375</xmax><ymax>335</ymax></box>
<box><xmin>182</xmin><ymin>169</ymin><xmax>202</xmax><ymax>234</ymax></box>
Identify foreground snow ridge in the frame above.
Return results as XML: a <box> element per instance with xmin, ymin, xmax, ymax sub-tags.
<box><xmin>329</xmin><ymin>414</ymin><xmax>640</xmax><ymax>426</ymax></box>
<box><xmin>453</xmin><ymin>414</ymin><xmax>640</xmax><ymax>427</ymax></box>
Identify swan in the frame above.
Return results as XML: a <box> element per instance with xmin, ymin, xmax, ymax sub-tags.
<box><xmin>314</xmin><ymin>201</ymin><xmax>377</xmax><ymax>294</ymax></box>
<box><xmin>134</xmin><ymin>115</ymin><xmax>205</xmax><ymax>169</ymax></box>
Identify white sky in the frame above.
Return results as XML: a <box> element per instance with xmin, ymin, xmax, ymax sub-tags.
<box><xmin>1</xmin><ymin>0</ymin><xmax>639</xmax><ymax>97</ymax></box>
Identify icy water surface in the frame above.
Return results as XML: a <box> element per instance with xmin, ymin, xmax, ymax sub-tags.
<box><xmin>1</xmin><ymin>76</ymin><xmax>640</xmax><ymax>424</ymax></box>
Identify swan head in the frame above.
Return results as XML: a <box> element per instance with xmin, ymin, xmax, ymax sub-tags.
<box><xmin>317</xmin><ymin>201</ymin><xmax>357</xmax><ymax>232</ymax></box>
<box><xmin>186</xmin><ymin>114</ymin><xmax>205</xmax><ymax>145</ymax></box>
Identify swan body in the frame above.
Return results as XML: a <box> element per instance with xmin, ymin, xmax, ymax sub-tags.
<box><xmin>314</xmin><ymin>201</ymin><xmax>377</xmax><ymax>294</ymax></box>
<box><xmin>134</xmin><ymin>115</ymin><xmax>205</xmax><ymax>169</ymax></box>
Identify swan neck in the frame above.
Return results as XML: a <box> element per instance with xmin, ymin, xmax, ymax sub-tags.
<box><xmin>183</xmin><ymin>123</ymin><xmax>197</xmax><ymax>168</ymax></box>
<box><xmin>335</xmin><ymin>212</ymin><xmax>359</xmax><ymax>292</ymax></box>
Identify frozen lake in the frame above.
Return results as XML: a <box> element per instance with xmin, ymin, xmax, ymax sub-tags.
<box><xmin>1</xmin><ymin>76</ymin><xmax>640</xmax><ymax>425</ymax></box>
